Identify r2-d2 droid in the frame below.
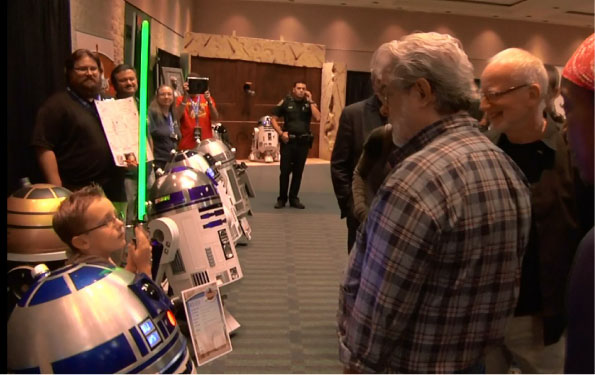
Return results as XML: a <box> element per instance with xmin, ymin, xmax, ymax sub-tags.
<box><xmin>8</xmin><ymin>263</ymin><xmax>195</xmax><ymax>373</ymax></box>
<box><xmin>164</xmin><ymin>149</ymin><xmax>244</xmax><ymax>245</ymax></box>
<box><xmin>196</xmin><ymin>138</ymin><xmax>255</xmax><ymax>241</ymax></box>
<box><xmin>147</xmin><ymin>165</ymin><xmax>243</xmax><ymax>297</ymax></box>
<box><xmin>249</xmin><ymin>115</ymin><xmax>280</xmax><ymax>163</ymax></box>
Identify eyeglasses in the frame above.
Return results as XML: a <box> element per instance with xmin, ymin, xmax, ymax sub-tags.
<box><xmin>480</xmin><ymin>84</ymin><xmax>529</xmax><ymax>102</ymax></box>
<box><xmin>73</xmin><ymin>66</ymin><xmax>99</xmax><ymax>74</ymax></box>
<box><xmin>76</xmin><ymin>210</ymin><xmax>124</xmax><ymax>235</ymax></box>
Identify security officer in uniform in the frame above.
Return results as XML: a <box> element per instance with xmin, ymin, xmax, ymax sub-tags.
<box><xmin>271</xmin><ymin>81</ymin><xmax>321</xmax><ymax>209</ymax></box>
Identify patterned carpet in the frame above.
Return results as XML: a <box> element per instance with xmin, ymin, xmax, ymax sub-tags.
<box><xmin>197</xmin><ymin>190</ymin><xmax>349</xmax><ymax>373</ymax></box>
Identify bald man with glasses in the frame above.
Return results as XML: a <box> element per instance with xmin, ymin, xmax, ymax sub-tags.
<box><xmin>480</xmin><ymin>48</ymin><xmax>580</xmax><ymax>374</ymax></box>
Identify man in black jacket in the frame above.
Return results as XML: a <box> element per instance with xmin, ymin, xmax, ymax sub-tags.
<box><xmin>330</xmin><ymin>42</ymin><xmax>394</xmax><ymax>252</ymax></box>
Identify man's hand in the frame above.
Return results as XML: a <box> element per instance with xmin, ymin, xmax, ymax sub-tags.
<box><xmin>281</xmin><ymin>131</ymin><xmax>289</xmax><ymax>143</ymax></box>
<box><xmin>305</xmin><ymin>90</ymin><xmax>313</xmax><ymax>102</ymax></box>
<box><xmin>204</xmin><ymin>90</ymin><xmax>211</xmax><ymax>101</ymax></box>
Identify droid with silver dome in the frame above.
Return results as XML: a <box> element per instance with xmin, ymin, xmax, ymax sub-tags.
<box><xmin>196</xmin><ymin>138</ymin><xmax>255</xmax><ymax>239</ymax></box>
<box><xmin>163</xmin><ymin>149</ymin><xmax>244</xmax><ymax>245</ymax></box>
<box><xmin>8</xmin><ymin>263</ymin><xmax>195</xmax><ymax>373</ymax></box>
<box><xmin>148</xmin><ymin>165</ymin><xmax>243</xmax><ymax>297</ymax></box>
<box><xmin>249</xmin><ymin>115</ymin><xmax>280</xmax><ymax>163</ymax></box>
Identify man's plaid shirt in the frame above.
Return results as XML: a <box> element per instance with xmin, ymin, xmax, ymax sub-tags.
<box><xmin>338</xmin><ymin>113</ymin><xmax>531</xmax><ymax>373</ymax></box>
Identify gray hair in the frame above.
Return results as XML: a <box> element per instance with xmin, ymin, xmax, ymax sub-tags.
<box><xmin>370</xmin><ymin>40</ymin><xmax>399</xmax><ymax>82</ymax></box>
<box><xmin>488</xmin><ymin>48</ymin><xmax>548</xmax><ymax>99</ymax></box>
<box><xmin>381</xmin><ymin>32</ymin><xmax>478</xmax><ymax>114</ymax></box>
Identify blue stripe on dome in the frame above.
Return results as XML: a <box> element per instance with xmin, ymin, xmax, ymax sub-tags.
<box><xmin>128</xmin><ymin>331</ymin><xmax>181</xmax><ymax>373</ymax></box>
<box><xmin>29</xmin><ymin>277</ymin><xmax>71</xmax><ymax>306</ymax></box>
<box><xmin>46</xmin><ymin>264</ymin><xmax>78</xmax><ymax>277</ymax></box>
<box><xmin>68</xmin><ymin>265</ymin><xmax>113</xmax><ymax>290</ymax></box>
<box><xmin>51</xmin><ymin>333</ymin><xmax>136</xmax><ymax>374</ymax></box>
<box><xmin>129</xmin><ymin>326</ymin><xmax>149</xmax><ymax>357</ymax></box>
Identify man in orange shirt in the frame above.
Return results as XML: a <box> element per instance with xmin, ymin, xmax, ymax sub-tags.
<box><xmin>176</xmin><ymin>73</ymin><xmax>219</xmax><ymax>150</ymax></box>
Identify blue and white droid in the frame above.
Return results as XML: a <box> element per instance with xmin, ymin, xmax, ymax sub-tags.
<box><xmin>147</xmin><ymin>165</ymin><xmax>243</xmax><ymax>297</ymax></box>
<box><xmin>7</xmin><ymin>263</ymin><xmax>195</xmax><ymax>373</ymax></box>
<box><xmin>164</xmin><ymin>150</ymin><xmax>244</xmax><ymax>245</ymax></box>
<box><xmin>249</xmin><ymin>115</ymin><xmax>280</xmax><ymax>163</ymax></box>
<box><xmin>196</xmin><ymin>138</ymin><xmax>254</xmax><ymax>241</ymax></box>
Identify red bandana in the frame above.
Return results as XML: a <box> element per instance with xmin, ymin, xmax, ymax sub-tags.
<box><xmin>562</xmin><ymin>33</ymin><xmax>594</xmax><ymax>91</ymax></box>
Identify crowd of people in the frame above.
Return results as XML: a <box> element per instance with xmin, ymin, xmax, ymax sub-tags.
<box><xmin>333</xmin><ymin>32</ymin><xmax>593</xmax><ymax>373</ymax></box>
<box><xmin>29</xmin><ymin>29</ymin><xmax>593</xmax><ymax>373</ymax></box>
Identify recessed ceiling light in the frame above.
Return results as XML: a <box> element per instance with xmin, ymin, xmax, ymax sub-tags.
<box><xmin>525</xmin><ymin>15</ymin><xmax>532</xmax><ymax>18</ymax></box>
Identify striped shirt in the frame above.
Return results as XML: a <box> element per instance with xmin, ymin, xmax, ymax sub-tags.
<box><xmin>338</xmin><ymin>113</ymin><xmax>531</xmax><ymax>373</ymax></box>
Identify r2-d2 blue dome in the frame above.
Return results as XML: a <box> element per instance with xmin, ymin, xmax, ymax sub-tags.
<box><xmin>7</xmin><ymin>263</ymin><xmax>196</xmax><ymax>374</ymax></box>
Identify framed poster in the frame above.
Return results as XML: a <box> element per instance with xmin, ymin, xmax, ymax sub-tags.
<box><xmin>161</xmin><ymin>66</ymin><xmax>185</xmax><ymax>98</ymax></box>
<box><xmin>181</xmin><ymin>282</ymin><xmax>232</xmax><ymax>366</ymax></box>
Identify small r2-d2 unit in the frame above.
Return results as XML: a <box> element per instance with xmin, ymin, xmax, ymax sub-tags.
<box><xmin>164</xmin><ymin>149</ymin><xmax>244</xmax><ymax>245</ymax></box>
<box><xmin>249</xmin><ymin>115</ymin><xmax>280</xmax><ymax>163</ymax></box>
<box><xmin>147</xmin><ymin>165</ymin><xmax>243</xmax><ymax>297</ymax></box>
<box><xmin>196</xmin><ymin>138</ymin><xmax>255</xmax><ymax>240</ymax></box>
<box><xmin>8</xmin><ymin>263</ymin><xmax>195</xmax><ymax>373</ymax></box>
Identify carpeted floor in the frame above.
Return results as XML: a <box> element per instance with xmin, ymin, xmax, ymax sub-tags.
<box><xmin>194</xmin><ymin>160</ymin><xmax>566</xmax><ymax>374</ymax></box>
<box><xmin>197</xmin><ymin>189</ymin><xmax>349</xmax><ymax>373</ymax></box>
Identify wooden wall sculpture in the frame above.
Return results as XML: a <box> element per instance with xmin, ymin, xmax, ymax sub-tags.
<box><xmin>184</xmin><ymin>32</ymin><xmax>325</xmax><ymax>68</ymax></box>
<box><xmin>319</xmin><ymin>61</ymin><xmax>346</xmax><ymax>160</ymax></box>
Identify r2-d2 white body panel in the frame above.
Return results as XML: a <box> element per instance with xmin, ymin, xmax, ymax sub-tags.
<box><xmin>249</xmin><ymin>116</ymin><xmax>280</xmax><ymax>163</ymax></box>
<box><xmin>8</xmin><ymin>264</ymin><xmax>195</xmax><ymax>374</ymax></box>
<box><xmin>165</xmin><ymin>150</ymin><xmax>244</xmax><ymax>244</ymax></box>
<box><xmin>196</xmin><ymin>138</ymin><xmax>254</xmax><ymax>240</ymax></box>
<box><xmin>148</xmin><ymin>165</ymin><xmax>243</xmax><ymax>297</ymax></box>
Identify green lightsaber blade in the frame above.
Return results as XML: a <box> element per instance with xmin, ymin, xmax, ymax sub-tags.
<box><xmin>137</xmin><ymin>20</ymin><xmax>150</xmax><ymax>221</ymax></box>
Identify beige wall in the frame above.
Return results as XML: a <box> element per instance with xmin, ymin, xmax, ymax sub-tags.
<box><xmin>70</xmin><ymin>0</ymin><xmax>125</xmax><ymax>63</ymax></box>
<box><xmin>70</xmin><ymin>0</ymin><xmax>192</xmax><ymax>64</ymax></box>
<box><xmin>191</xmin><ymin>0</ymin><xmax>592</xmax><ymax>75</ymax></box>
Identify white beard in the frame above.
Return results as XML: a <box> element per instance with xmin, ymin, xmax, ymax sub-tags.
<box><xmin>390</xmin><ymin>121</ymin><xmax>407</xmax><ymax>147</ymax></box>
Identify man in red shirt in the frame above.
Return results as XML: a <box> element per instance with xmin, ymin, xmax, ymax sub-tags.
<box><xmin>175</xmin><ymin>73</ymin><xmax>219</xmax><ymax>150</ymax></box>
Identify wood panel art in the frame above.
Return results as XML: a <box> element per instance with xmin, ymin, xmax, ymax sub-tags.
<box><xmin>319</xmin><ymin>61</ymin><xmax>346</xmax><ymax>160</ymax></box>
<box><xmin>184</xmin><ymin>32</ymin><xmax>325</xmax><ymax>68</ymax></box>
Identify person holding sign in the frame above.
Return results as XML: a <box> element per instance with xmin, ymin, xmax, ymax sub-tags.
<box><xmin>32</xmin><ymin>49</ymin><xmax>126</xmax><ymax>204</ymax></box>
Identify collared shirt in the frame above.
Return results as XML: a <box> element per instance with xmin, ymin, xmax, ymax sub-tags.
<box><xmin>338</xmin><ymin>113</ymin><xmax>532</xmax><ymax>373</ymax></box>
<box><xmin>273</xmin><ymin>95</ymin><xmax>313</xmax><ymax>135</ymax></box>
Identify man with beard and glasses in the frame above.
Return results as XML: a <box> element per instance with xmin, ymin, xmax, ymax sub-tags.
<box><xmin>32</xmin><ymin>49</ymin><xmax>126</xmax><ymax>205</ymax></box>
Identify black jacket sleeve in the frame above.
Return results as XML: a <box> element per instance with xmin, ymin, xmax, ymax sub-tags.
<box><xmin>331</xmin><ymin>106</ymin><xmax>356</xmax><ymax>218</ymax></box>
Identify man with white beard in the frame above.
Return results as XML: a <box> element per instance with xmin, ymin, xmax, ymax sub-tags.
<box><xmin>337</xmin><ymin>32</ymin><xmax>532</xmax><ymax>373</ymax></box>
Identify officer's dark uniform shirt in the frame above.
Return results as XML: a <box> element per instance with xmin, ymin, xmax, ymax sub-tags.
<box><xmin>273</xmin><ymin>95</ymin><xmax>312</xmax><ymax>135</ymax></box>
